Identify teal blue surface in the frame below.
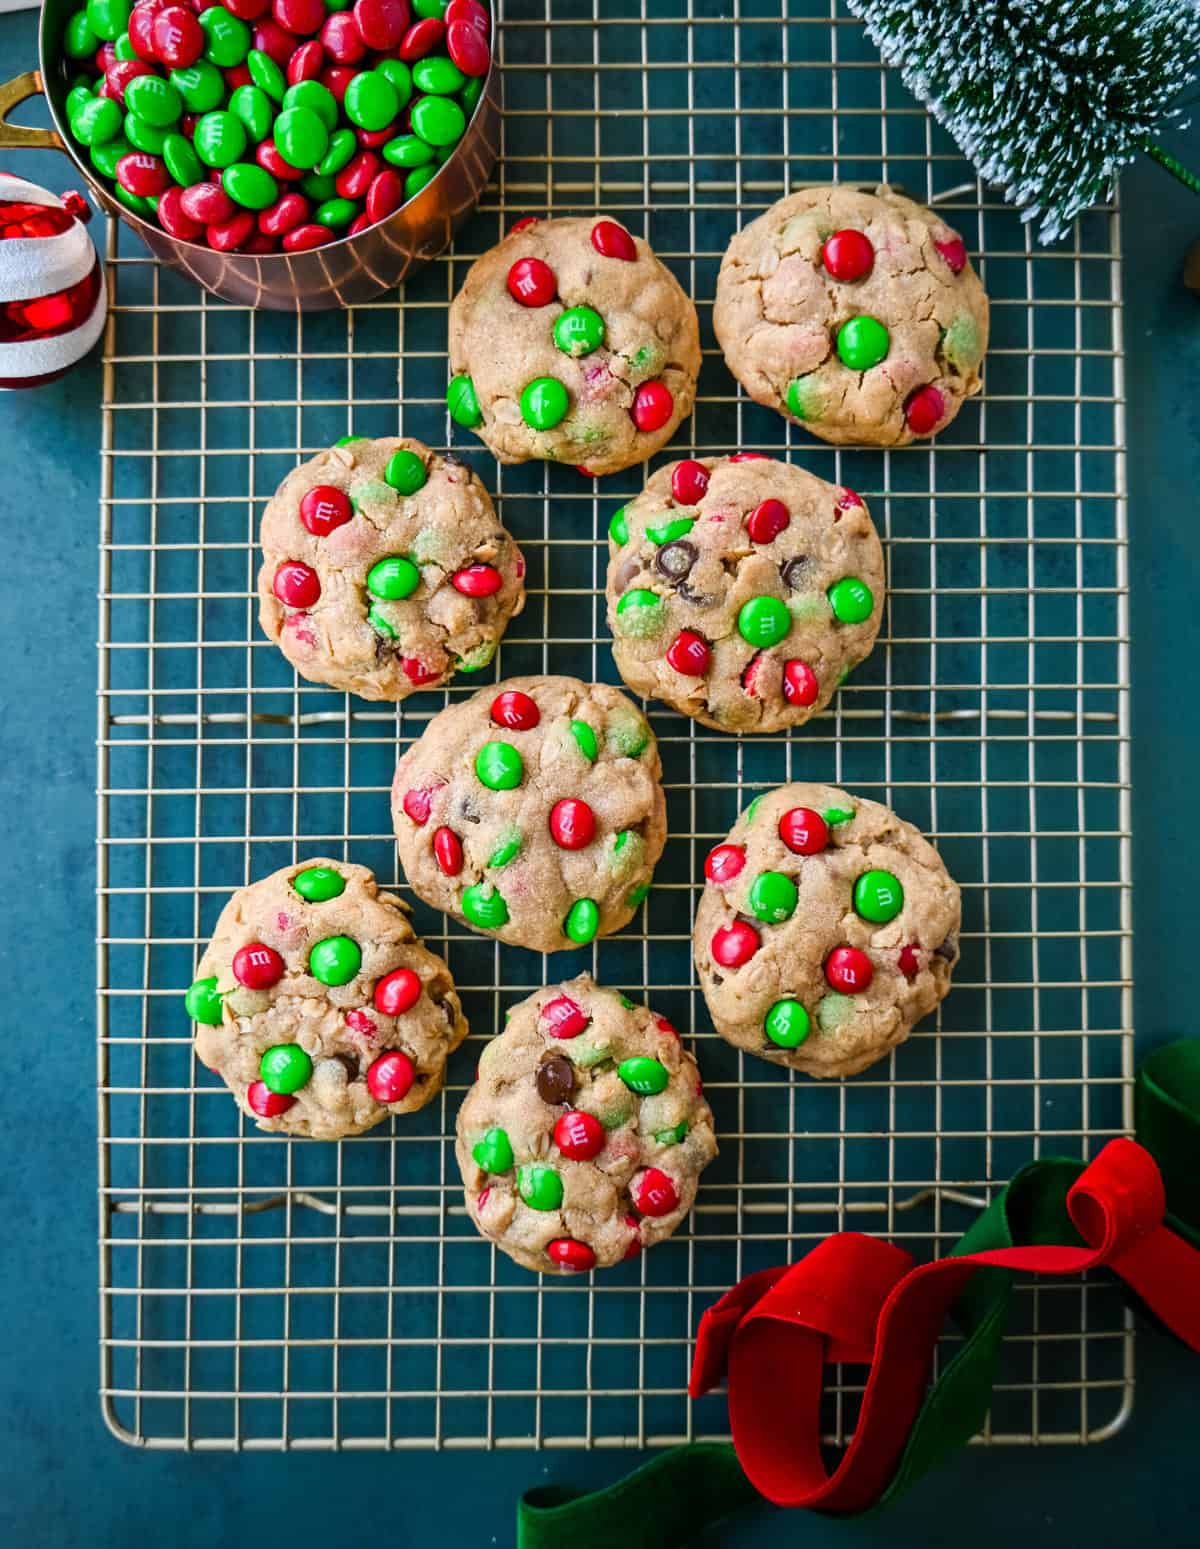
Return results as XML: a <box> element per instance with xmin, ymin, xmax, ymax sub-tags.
<box><xmin>2</xmin><ymin>3</ymin><xmax>1200</xmax><ymax>1543</ymax></box>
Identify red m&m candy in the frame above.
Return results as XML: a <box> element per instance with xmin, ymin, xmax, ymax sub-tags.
<box><xmin>591</xmin><ymin>219</ymin><xmax>637</xmax><ymax>261</ymax></box>
<box><xmin>152</xmin><ymin>5</ymin><xmax>204</xmax><ymax>67</ymax></box>
<box><xmin>632</xmin><ymin>1167</ymin><xmax>678</xmax><ymax>1218</ymax></box>
<box><xmin>547</xmin><ymin>1238</ymin><xmax>596</xmax><ymax>1272</ymax></box>
<box><xmin>367</xmin><ymin>1049</ymin><xmax>415</xmax><ymax>1102</ymax></box>
<box><xmin>451</xmin><ymin>563</ymin><xmax>502</xmax><ymax>597</ymax></box>
<box><xmin>666</xmin><ymin>629</ymin><xmax>710</xmax><ymax>676</ymax></box>
<box><xmin>746</xmin><ymin>498</ymin><xmax>789</xmax><ymax>544</ymax></box>
<box><xmin>117</xmin><ymin>153</ymin><xmax>170</xmax><ymax>199</ymax></box>
<box><xmin>353</xmin><ymin>0</ymin><xmax>409</xmax><ymax>50</ymax></box>
<box><xmin>821</xmin><ymin>228</ymin><xmax>874</xmax><ymax>283</ymax></box>
<box><xmin>622</xmin><ymin>1215</ymin><xmax>642</xmax><ymax>1259</ymax></box>
<box><xmin>729</xmin><ymin>452</ymin><xmax>771</xmax><ymax>462</ymax></box>
<box><xmin>287</xmin><ymin>38</ymin><xmax>324</xmax><ymax>83</ymax></box>
<box><xmin>711</xmin><ymin>920</ymin><xmax>759</xmax><ymax>968</ymax></box>
<box><xmin>904</xmin><ymin>384</ymin><xmax>945</xmax><ymax>436</ymax></box>
<box><xmin>542</xmin><ymin>994</ymin><xmax>589</xmax><ymax>1039</ymax></box>
<box><xmin>398</xmin><ymin>15</ymin><xmax>444</xmax><ymax>58</ymax></box>
<box><xmin>260</xmin><ymin>192</ymin><xmax>310</xmax><ymax>236</ymax></box>
<box><xmin>825</xmin><ymin>946</ymin><xmax>873</xmax><ymax>994</ymax></box>
<box><xmin>299</xmin><ymin>484</ymin><xmax>351</xmax><ymax>535</ymax></box>
<box><xmin>898</xmin><ymin>944</ymin><xmax>920</xmax><ymax>981</ymax></box>
<box><xmin>373</xmin><ymin>967</ymin><xmax>421</xmax><ymax>1015</ymax></box>
<box><xmin>549</xmin><ymin>798</ymin><xmax>595</xmax><ymax>851</ymax></box>
<box><xmin>247</xmin><ymin>1079</ymin><xmax>295</xmax><ymax>1116</ymax></box>
<box><xmin>321</xmin><ymin>9</ymin><xmax>366</xmax><ymax>61</ymax></box>
<box><xmin>631</xmin><ymin>380</ymin><xmax>673</xmax><ymax>433</ymax></box>
<box><xmin>670</xmin><ymin>459</ymin><xmax>709</xmax><ymax>505</ymax></box>
<box><xmin>400</xmin><ymin>656</ymin><xmax>440</xmax><ymax>685</ymax></box>
<box><xmin>433</xmin><ymin>826</ymin><xmax>463</xmax><ymax>876</ymax></box>
<box><xmin>782</xmin><ymin>659</ymin><xmax>819</xmax><ymax>707</ymax></box>
<box><xmin>272</xmin><ymin>560</ymin><xmax>321</xmax><ymax>608</ymax></box>
<box><xmin>401</xmin><ymin>783</ymin><xmax>442</xmax><ymax>825</ymax></box>
<box><xmin>180</xmin><ymin>180</ymin><xmax>235</xmax><ymax>224</ymax></box>
<box><xmin>446</xmin><ymin>17</ymin><xmax>489</xmax><ymax>75</ymax></box>
<box><xmin>490</xmin><ymin>689</ymin><xmax>539</xmax><ymax>730</ymax></box>
<box><xmin>704</xmin><ymin>844</ymin><xmax>745</xmax><ymax>884</ymax></box>
<box><xmin>655</xmin><ymin>1016</ymin><xmax>680</xmax><ymax>1040</ymax></box>
<box><xmin>233</xmin><ymin>942</ymin><xmax>285</xmax><ymax>988</ymax></box>
<box><xmin>510</xmin><ymin>215</ymin><xmax>538</xmax><ymax>233</ymax></box>
<box><xmin>446</xmin><ymin>0</ymin><xmax>489</xmax><ymax>32</ymax></box>
<box><xmin>554</xmin><ymin>1109</ymin><xmax>604</xmax><ymax>1161</ymax></box>
<box><xmin>934</xmin><ymin>235</ymin><xmax>966</xmax><ymax>274</ymax></box>
<box><xmin>157</xmin><ymin>187</ymin><xmax>203</xmax><ymax>240</ymax></box>
<box><xmin>507</xmin><ymin>255</ymin><xmax>555</xmax><ymax>306</ymax></box>
<box><xmin>778</xmin><ymin>806</ymin><xmax>828</xmax><ymax>855</ymax></box>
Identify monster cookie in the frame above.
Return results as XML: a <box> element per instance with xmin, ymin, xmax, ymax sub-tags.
<box><xmin>456</xmin><ymin>975</ymin><xmax>716</xmax><ymax>1273</ymax></box>
<box><xmin>392</xmin><ymin>676</ymin><xmax>666</xmax><ymax>952</ymax></box>
<box><xmin>714</xmin><ymin>185</ymin><xmax>989</xmax><ymax>445</ymax></box>
<box><xmin>257</xmin><ymin>435</ymin><xmax>525</xmax><ymax>701</ymax></box>
<box><xmin>446</xmin><ymin>216</ymin><xmax>702</xmax><ymax>476</ymax></box>
<box><xmin>694</xmin><ymin>784</ymin><xmax>960</xmax><ymax>1077</ymax></box>
<box><xmin>606</xmin><ymin>454</ymin><xmax>884</xmax><ymax>732</ymax></box>
<box><xmin>186</xmin><ymin>859</ymin><xmax>467</xmax><ymax>1138</ymax></box>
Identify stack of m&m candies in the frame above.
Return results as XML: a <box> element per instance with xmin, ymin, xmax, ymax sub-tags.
<box><xmin>59</xmin><ymin>0</ymin><xmax>490</xmax><ymax>252</ymax></box>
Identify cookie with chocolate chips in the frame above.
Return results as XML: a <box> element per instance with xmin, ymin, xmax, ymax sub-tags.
<box><xmin>446</xmin><ymin>216</ymin><xmax>702</xmax><ymax>476</ymax></box>
<box><xmin>456</xmin><ymin>974</ymin><xmax>716</xmax><ymax>1273</ymax></box>
<box><xmin>606</xmin><ymin>455</ymin><xmax>884</xmax><ymax>732</ymax></box>
<box><xmin>258</xmin><ymin>435</ymin><xmax>525</xmax><ymax>701</ymax></box>
<box><xmin>186</xmin><ymin>859</ymin><xmax>468</xmax><ymax>1139</ymax></box>
<box><xmin>715</xmin><ymin>184</ymin><xmax>989</xmax><ymax>445</ymax></box>
<box><xmin>694</xmin><ymin>784</ymin><xmax>960</xmax><ymax>1077</ymax></box>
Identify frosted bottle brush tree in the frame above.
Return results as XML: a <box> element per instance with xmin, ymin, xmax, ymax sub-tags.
<box><xmin>844</xmin><ymin>0</ymin><xmax>1200</xmax><ymax>241</ymax></box>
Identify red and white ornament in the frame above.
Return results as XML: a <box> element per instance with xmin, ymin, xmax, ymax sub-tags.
<box><xmin>0</xmin><ymin>174</ymin><xmax>106</xmax><ymax>390</ymax></box>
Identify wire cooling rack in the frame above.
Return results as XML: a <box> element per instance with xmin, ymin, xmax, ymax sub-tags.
<box><xmin>97</xmin><ymin>0</ymin><xmax>1133</xmax><ymax>1452</ymax></box>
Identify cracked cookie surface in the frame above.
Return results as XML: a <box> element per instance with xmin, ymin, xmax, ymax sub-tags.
<box><xmin>446</xmin><ymin>216</ymin><xmax>702</xmax><ymax>475</ymax></box>
<box><xmin>714</xmin><ymin>185</ymin><xmax>989</xmax><ymax>446</ymax></box>
<box><xmin>187</xmin><ymin>859</ymin><xmax>468</xmax><ymax>1139</ymax></box>
<box><xmin>694</xmin><ymin>784</ymin><xmax>960</xmax><ymax>1077</ymax></box>
<box><xmin>605</xmin><ymin>454</ymin><xmax>884</xmax><ymax>732</ymax></box>
<box><xmin>258</xmin><ymin>436</ymin><xmax>525</xmax><ymax>701</ymax></box>
<box><xmin>392</xmin><ymin>675</ymin><xmax>667</xmax><ymax>952</ymax></box>
<box><xmin>456</xmin><ymin>974</ymin><xmax>716</xmax><ymax>1273</ymax></box>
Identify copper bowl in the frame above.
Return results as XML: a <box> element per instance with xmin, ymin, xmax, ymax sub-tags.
<box><xmin>0</xmin><ymin>0</ymin><xmax>500</xmax><ymax>310</ymax></box>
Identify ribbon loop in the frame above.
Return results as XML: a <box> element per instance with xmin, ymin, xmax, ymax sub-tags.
<box><xmin>1066</xmin><ymin>1137</ymin><xmax>1166</xmax><ymax>1257</ymax></box>
<box><xmin>743</xmin><ymin>1233</ymin><xmax>913</xmax><ymax>1363</ymax></box>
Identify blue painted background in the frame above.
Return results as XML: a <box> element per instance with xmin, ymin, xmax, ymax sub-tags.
<box><xmin>1</xmin><ymin>7</ymin><xmax>1198</xmax><ymax>1542</ymax></box>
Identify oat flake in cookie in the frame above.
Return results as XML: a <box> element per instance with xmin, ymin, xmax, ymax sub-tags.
<box><xmin>446</xmin><ymin>216</ymin><xmax>702</xmax><ymax>476</ymax></box>
<box><xmin>606</xmin><ymin>454</ymin><xmax>884</xmax><ymax>732</ymax></box>
<box><xmin>392</xmin><ymin>675</ymin><xmax>666</xmax><ymax>953</ymax></box>
<box><xmin>258</xmin><ymin>435</ymin><xmax>525</xmax><ymax>701</ymax></box>
<box><xmin>694</xmin><ymin>784</ymin><xmax>960</xmax><ymax>1078</ymax></box>
<box><xmin>456</xmin><ymin>975</ymin><xmax>716</xmax><ymax>1273</ymax></box>
<box><xmin>187</xmin><ymin>859</ymin><xmax>467</xmax><ymax>1139</ymax></box>
<box><xmin>714</xmin><ymin>185</ymin><xmax>989</xmax><ymax>446</ymax></box>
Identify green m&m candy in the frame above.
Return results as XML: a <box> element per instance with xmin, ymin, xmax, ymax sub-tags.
<box><xmin>744</xmin><ymin>794</ymin><xmax>764</xmax><ymax>824</ymax></box>
<box><xmin>171</xmin><ymin>60</ymin><xmax>224</xmax><ymax>114</ymax></box>
<box><xmin>737</xmin><ymin>596</ymin><xmax>791</xmax><ymax>648</ymax></box>
<box><xmin>617</xmin><ymin>1056</ymin><xmax>669</xmax><ymax>1095</ymax></box>
<box><xmin>229</xmin><ymin>83</ymin><xmax>274</xmax><ymax>143</ymax></box>
<box><xmin>124</xmin><ymin>73</ymin><xmax>181</xmax><ymax>127</ymax></box>
<box><xmin>375</xmin><ymin>58</ymin><xmax>413</xmax><ymax>107</ymax></box>
<box><xmin>335</xmin><ymin>434</ymin><xmax>366</xmax><ymax>446</ymax></box>
<box><xmin>487</xmin><ymin>833</ymin><xmax>522</xmax><ymax>868</ymax></box>
<box><xmin>345</xmin><ymin>69</ymin><xmax>399</xmax><ymax>131</ymax></box>
<box><xmin>655</xmin><ymin>1121</ymin><xmax>688</xmax><ymax>1146</ymax></box>
<box><xmin>90</xmin><ymin>136</ymin><xmax>132</xmax><ymax>179</ymax></box>
<box><xmin>293</xmin><ymin>866</ymin><xmax>345</xmax><ymax>903</ymax></box>
<box><xmin>64</xmin><ymin>11</ymin><xmax>99</xmax><ymax>57</ymax></box>
<box><xmin>66</xmin><ymin>84</ymin><xmax>95</xmax><ymax>120</ymax></box>
<box><xmin>246</xmin><ymin>47</ymin><xmax>286</xmax><ymax>101</ymax></box>
<box><xmin>223</xmin><ymin>163</ymin><xmax>278</xmax><ymax>211</ymax></box>
<box><xmin>765</xmin><ymin>999</ymin><xmax>810</xmax><ymax>1048</ymax></box>
<box><xmin>413</xmin><ymin>56</ymin><xmax>465</xmax><ymax>94</ymax></box>
<box><xmin>113</xmin><ymin>185</ymin><xmax>154</xmax><ymax>217</ymax></box>
<box><xmin>627</xmin><ymin>878</ymin><xmax>652</xmax><ymax>908</ymax></box>
<box><xmin>317</xmin><ymin>127</ymin><xmax>358</xmax><ymax>176</ymax></box>
<box><xmin>854</xmin><ymin>869</ymin><xmax>904</xmax><ymax>923</ymax></box>
<box><xmin>564</xmin><ymin>898</ymin><xmax>599</xmax><ymax>945</ymax></box>
<box><xmin>163</xmin><ymin>132</ymin><xmax>203</xmax><ymax>188</ymax></box>
<box><xmin>299</xmin><ymin>171</ymin><xmax>337</xmax><ymax>201</ymax></box>
<box><xmin>274</xmin><ymin>105</ymin><xmax>329</xmax><ymax>169</ymax></box>
<box><xmin>385</xmin><ymin>449</ymin><xmax>427</xmax><ymax>495</ymax></box>
<box><xmin>404</xmin><ymin>165</ymin><xmax>438</xmax><ymax>200</ymax></box>
<box><xmin>367</xmin><ymin>605</ymin><xmax>396</xmax><ymax>638</ymax></box>
<box><xmin>71</xmin><ymin>95</ymin><xmax>122</xmax><ymax>147</ymax></box>
<box><xmin>785</xmin><ymin>375</ymin><xmax>823</xmax><ymax>422</ymax></box>
<box><xmin>199</xmin><ymin>6</ymin><xmax>250</xmax><ymax>67</ymax></box>
<box><xmin>193</xmin><ymin>109</ymin><xmax>246</xmax><ymax>168</ymax></box>
<box><xmin>553</xmin><ymin>306</ymin><xmax>605</xmax><ymax>358</ymax></box>
<box><xmin>315</xmin><ymin>197</ymin><xmax>358</xmax><ymax>228</ymax></box>
<box><xmin>748</xmin><ymin>870</ymin><xmax>798</xmax><ymax>924</ymax></box>
<box><xmin>383</xmin><ymin>133</ymin><xmax>434</xmax><ymax>169</ymax></box>
<box><xmin>520</xmin><ymin>376</ymin><xmax>569</xmax><ymax>431</ymax></box>
<box><xmin>410</xmin><ymin>93</ymin><xmax>465</xmax><ymax>146</ymax></box>
<box><xmin>413</xmin><ymin>0</ymin><xmax>447</xmax><ymax>15</ymax></box>
<box><xmin>645</xmin><ymin>516</ymin><xmax>694</xmax><ymax>545</ymax></box>
<box><xmin>472</xmin><ymin>1127</ymin><xmax>514</xmax><ymax>1173</ymax></box>
<box><xmin>608</xmin><ymin>507</ymin><xmax>628</xmax><ymax>546</ymax></box>
<box><xmin>827</xmin><ymin>576</ymin><xmax>874</xmax><ymax>624</ymax></box>
<box><xmin>569</xmin><ymin>720</ymin><xmax>597</xmax><ymax>762</ymax></box>
<box><xmin>836</xmin><ymin>315</ymin><xmax>890</xmax><ymax>371</ymax></box>
<box><xmin>309</xmin><ymin>935</ymin><xmax>362</xmax><ymax>986</ymax></box>
<box><xmin>125</xmin><ymin>113</ymin><xmax>169</xmax><ymax>155</ymax></box>
<box><xmin>185</xmin><ymin>975</ymin><xmax>223</xmax><ymax>1025</ymax></box>
<box><xmin>86</xmin><ymin>0</ymin><xmax>129</xmax><ymax>41</ymax></box>
<box><xmin>475</xmin><ymin>741</ymin><xmax>523</xmax><ymax>791</ymax></box>
<box><xmin>616</xmin><ymin>588</ymin><xmax>665</xmax><ymax>638</ymax></box>
<box><xmin>823</xmin><ymin>806</ymin><xmax>855</xmax><ymax>826</ymax></box>
<box><xmin>447</xmin><ymin>373</ymin><xmax>482</xmax><ymax>427</ymax></box>
<box><xmin>367</xmin><ymin>555</ymin><xmax>420</xmax><ymax>600</ymax></box>
<box><xmin>260</xmin><ymin>1043</ymin><xmax>313</xmax><ymax>1095</ymax></box>
<box><xmin>518</xmin><ymin>1163</ymin><xmax>563</xmax><ymax>1212</ymax></box>
<box><xmin>114</xmin><ymin>35</ymin><xmax>138</xmax><ymax>60</ymax></box>
<box><xmin>462</xmin><ymin>883</ymin><xmax>509</xmax><ymax>930</ymax></box>
<box><xmin>284</xmin><ymin>79</ymin><xmax>338</xmax><ymax>131</ymax></box>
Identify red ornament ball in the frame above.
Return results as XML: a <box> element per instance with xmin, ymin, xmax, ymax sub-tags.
<box><xmin>233</xmin><ymin>942</ymin><xmax>285</xmax><ymax>989</ymax></box>
<box><xmin>367</xmin><ymin>1049</ymin><xmax>415</xmax><ymax>1102</ymax></box>
<box><xmin>373</xmin><ymin>967</ymin><xmax>422</xmax><ymax>1016</ymax></box>
<box><xmin>778</xmin><ymin>806</ymin><xmax>828</xmax><ymax>856</ymax></box>
<box><xmin>825</xmin><ymin>946</ymin><xmax>873</xmax><ymax>994</ymax></box>
<box><xmin>554</xmin><ymin>1109</ymin><xmax>605</xmax><ymax>1161</ymax></box>
<box><xmin>821</xmin><ymin>228</ymin><xmax>874</xmax><ymax>283</ymax></box>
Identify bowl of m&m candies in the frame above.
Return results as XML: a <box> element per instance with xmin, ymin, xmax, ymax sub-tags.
<box><xmin>0</xmin><ymin>0</ymin><xmax>498</xmax><ymax>308</ymax></box>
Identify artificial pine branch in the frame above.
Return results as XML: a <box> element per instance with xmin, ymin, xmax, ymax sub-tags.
<box><xmin>843</xmin><ymin>0</ymin><xmax>1200</xmax><ymax>240</ymax></box>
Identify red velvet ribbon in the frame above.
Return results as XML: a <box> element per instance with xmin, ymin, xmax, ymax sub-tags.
<box><xmin>689</xmin><ymin>1138</ymin><xmax>1200</xmax><ymax>1512</ymax></box>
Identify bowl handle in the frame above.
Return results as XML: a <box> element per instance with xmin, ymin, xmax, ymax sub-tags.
<box><xmin>0</xmin><ymin>71</ymin><xmax>66</xmax><ymax>152</ymax></box>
